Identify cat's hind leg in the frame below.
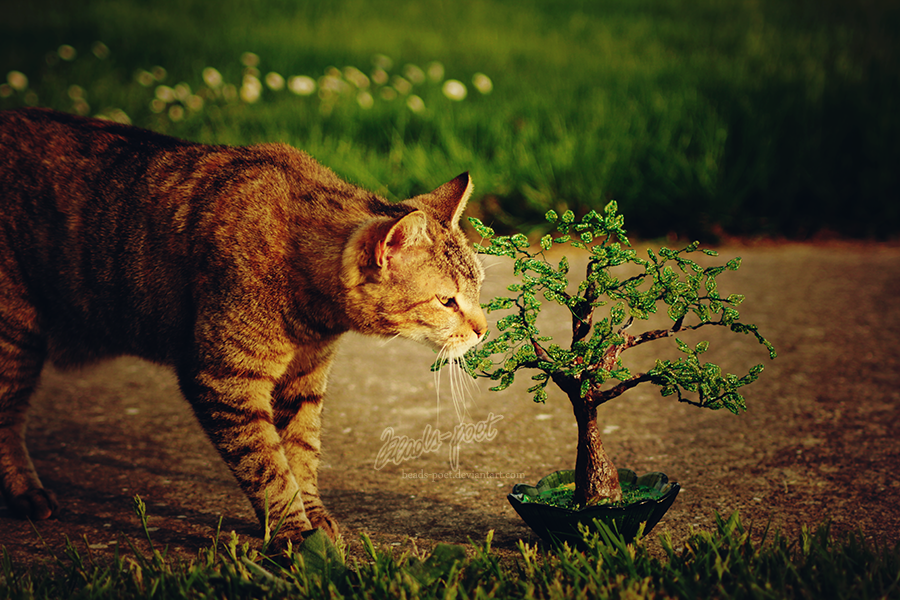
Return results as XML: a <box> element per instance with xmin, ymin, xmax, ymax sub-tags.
<box><xmin>0</xmin><ymin>301</ymin><xmax>57</xmax><ymax>520</ymax></box>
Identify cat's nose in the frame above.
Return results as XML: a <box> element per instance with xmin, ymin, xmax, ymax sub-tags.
<box><xmin>472</xmin><ymin>314</ymin><xmax>488</xmax><ymax>339</ymax></box>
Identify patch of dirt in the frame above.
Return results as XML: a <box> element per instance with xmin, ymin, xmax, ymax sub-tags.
<box><xmin>2</xmin><ymin>242</ymin><xmax>900</xmax><ymax>567</ymax></box>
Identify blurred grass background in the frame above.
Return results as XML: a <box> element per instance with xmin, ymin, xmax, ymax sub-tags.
<box><xmin>1</xmin><ymin>0</ymin><xmax>897</xmax><ymax>239</ymax></box>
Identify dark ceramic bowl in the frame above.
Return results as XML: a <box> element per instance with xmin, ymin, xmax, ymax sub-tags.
<box><xmin>508</xmin><ymin>468</ymin><xmax>680</xmax><ymax>548</ymax></box>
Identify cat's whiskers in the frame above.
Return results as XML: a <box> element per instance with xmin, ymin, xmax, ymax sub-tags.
<box><xmin>433</xmin><ymin>343</ymin><xmax>474</xmax><ymax>425</ymax></box>
<box><xmin>377</xmin><ymin>333</ymin><xmax>402</xmax><ymax>347</ymax></box>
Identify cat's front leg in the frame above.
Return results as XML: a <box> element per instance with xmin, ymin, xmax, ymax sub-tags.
<box><xmin>271</xmin><ymin>343</ymin><xmax>340</xmax><ymax>540</ymax></box>
<box><xmin>177</xmin><ymin>352</ymin><xmax>317</xmax><ymax>545</ymax></box>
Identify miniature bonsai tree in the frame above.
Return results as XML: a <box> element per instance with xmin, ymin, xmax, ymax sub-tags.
<box><xmin>459</xmin><ymin>201</ymin><xmax>776</xmax><ymax>507</ymax></box>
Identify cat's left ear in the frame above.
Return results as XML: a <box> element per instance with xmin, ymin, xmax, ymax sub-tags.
<box><xmin>410</xmin><ymin>172</ymin><xmax>473</xmax><ymax>228</ymax></box>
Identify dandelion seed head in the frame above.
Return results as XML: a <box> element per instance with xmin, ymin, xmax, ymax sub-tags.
<box><xmin>240</xmin><ymin>52</ymin><xmax>260</xmax><ymax>68</ymax></box>
<box><xmin>442</xmin><ymin>79</ymin><xmax>467</xmax><ymax>101</ymax></box>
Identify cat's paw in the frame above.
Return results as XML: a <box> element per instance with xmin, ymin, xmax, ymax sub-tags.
<box><xmin>308</xmin><ymin>509</ymin><xmax>340</xmax><ymax>541</ymax></box>
<box><xmin>8</xmin><ymin>487</ymin><xmax>59</xmax><ymax>520</ymax></box>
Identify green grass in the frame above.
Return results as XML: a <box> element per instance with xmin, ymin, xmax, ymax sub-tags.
<box><xmin>2</xmin><ymin>0</ymin><xmax>897</xmax><ymax>238</ymax></box>
<box><xmin>2</xmin><ymin>505</ymin><xmax>899</xmax><ymax>600</ymax></box>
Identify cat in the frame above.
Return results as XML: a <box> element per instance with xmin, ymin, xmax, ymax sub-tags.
<box><xmin>0</xmin><ymin>107</ymin><xmax>487</xmax><ymax>545</ymax></box>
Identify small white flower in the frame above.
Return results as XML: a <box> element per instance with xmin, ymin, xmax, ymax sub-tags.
<box><xmin>406</xmin><ymin>94</ymin><xmax>425</xmax><ymax>113</ymax></box>
<box><xmin>73</xmin><ymin>100</ymin><xmax>90</xmax><ymax>115</ymax></box>
<box><xmin>149</xmin><ymin>98</ymin><xmax>166</xmax><ymax>113</ymax></box>
<box><xmin>318</xmin><ymin>74</ymin><xmax>348</xmax><ymax>95</ymax></box>
<box><xmin>174</xmin><ymin>82</ymin><xmax>191</xmax><ymax>102</ymax></box>
<box><xmin>92</xmin><ymin>41</ymin><xmax>110</xmax><ymax>60</ymax></box>
<box><xmin>240</xmin><ymin>52</ymin><xmax>260</xmax><ymax>68</ymax></box>
<box><xmin>7</xmin><ymin>71</ymin><xmax>28</xmax><ymax>92</ymax></box>
<box><xmin>155</xmin><ymin>85</ymin><xmax>176</xmax><ymax>103</ymax></box>
<box><xmin>67</xmin><ymin>85</ymin><xmax>85</xmax><ymax>100</ymax></box>
<box><xmin>357</xmin><ymin>91</ymin><xmax>374</xmax><ymax>109</ymax></box>
<box><xmin>472</xmin><ymin>73</ymin><xmax>493</xmax><ymax>94</ymax></box>
<box><xmin>57</xmin><ymin>44</ymin><xmax>77</xmax><ymax>61</ymax></box>
<box><xmin>240</xmin><ymin>75</ymin><xmax>262</xmax><ymax>103</ymax></box>
<box><xmin>343</xmin><ymin>66</ymin><xmax>370</xmax><ymax>89</ymax></box>
<box><xmin>427</xmin><ymin>61</ymin><xmax>445</xmax><ymax>82</ymax></box>
<box><xmin>442</xmin><ymin>79</ymin><xmax>467</xmax><ymax>101</ymax></box>
<box><xmin>372</xmin><ymin>53</ymin><xmax>393</xmax><ymax>70</ymax></box>
<box><xmin>265</xmin><ymin>72</ymin><xmax>285</xmax><ymax>91</ymax></box>
<box><xmin>95</xmin><ymin>109</ymin><xmax>130</xmax><ymax>125</ymax></box>
<box><xmin>168</xmin><ymin>105</ymin><xmax>184</xmax><ymax>122</ymax></box>
<box><xmin>371</xmin><ymin>68</ymin><xmax>389</xmax><ymax>86</ymax></box>
<box><xmin>403</xmin><ymin>64</ymin><xmax>425</xmax><ymax>85</ymax></box>
<box><xmin>392</xmin><ymin>75</ymin><xmax>412</xmax><ymax>95</ymax></box>
<box><xmin>135</xmin><ymin>70</ymin><xmax>155</xmax><ymax>87</ymax></box>
<box><xmin>186</xmin><ymin>95</ymin><xmax>204</xmax><ymax>111</ymax></box>
<box><xmin>202</xmin><ymin>67</ymin><xmax>223</xmax><ymax>88</ymax></box>
<box><xmin>288</xmin><ymin>75</ymin><xmax>316</xmax><ymax>96</ymax></box>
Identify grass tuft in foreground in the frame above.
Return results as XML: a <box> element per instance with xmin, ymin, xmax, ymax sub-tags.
<box><xmin>2</xmin><ymin>501</ymin><xmax>899</xmax><ymax>599</ymax></box>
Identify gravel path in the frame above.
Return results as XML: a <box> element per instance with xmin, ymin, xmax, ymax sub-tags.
<box><xmin>2</xmin><ymin>242</ymin><xmax>899</xmax><ymax>564</ymax></box>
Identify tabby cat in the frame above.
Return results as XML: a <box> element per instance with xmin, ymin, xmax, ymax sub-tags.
<box><xmin>0</xmin><ymin>107</ymin><xmax>487</xmax><ymax>544</ymax></box>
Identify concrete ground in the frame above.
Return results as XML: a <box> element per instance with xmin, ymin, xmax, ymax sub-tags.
<box><xmin>2</xmin><ymin>241</ymin><xmax>899</xmax><ymax>565</ymax></box>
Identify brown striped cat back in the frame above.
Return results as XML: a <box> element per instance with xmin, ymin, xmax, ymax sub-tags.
<box><xmin>0</xmin><ymin>107</ymin><xmax>487</xmax><ymax>544</ymax></box>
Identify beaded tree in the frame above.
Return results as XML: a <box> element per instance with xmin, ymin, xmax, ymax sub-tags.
<box><xmin>458</xmin><ymin>202</ymin><xmax>776</xmax><ymax>506</ymax></box>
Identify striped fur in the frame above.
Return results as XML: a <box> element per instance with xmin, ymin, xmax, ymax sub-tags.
<box><xmin>0</xmin><ymin>108</ymin><xmax>487</xmax><ymax>544</ymax></box>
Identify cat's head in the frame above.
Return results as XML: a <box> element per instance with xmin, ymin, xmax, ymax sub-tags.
<box><xmin>344</xmin><ymin>173</ymin><xmax>487</xmax><ymax>359</ymax></box>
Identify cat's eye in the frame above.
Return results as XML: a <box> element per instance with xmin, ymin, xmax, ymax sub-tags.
<box><xmin>437</xmin><ymin>295</ymin><xmax>458</xmax><ymax>309</ymax></box>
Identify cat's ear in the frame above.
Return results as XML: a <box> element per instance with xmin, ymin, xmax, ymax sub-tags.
<box><xmin>408</xmin><ymin>172</ymin><xmax>473</xmax><ymax>228</ymax></box>
<box><xmin>375</xmin><ymin>211</ymin><xmax>432</xmax><ymax>268</ymax></box>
